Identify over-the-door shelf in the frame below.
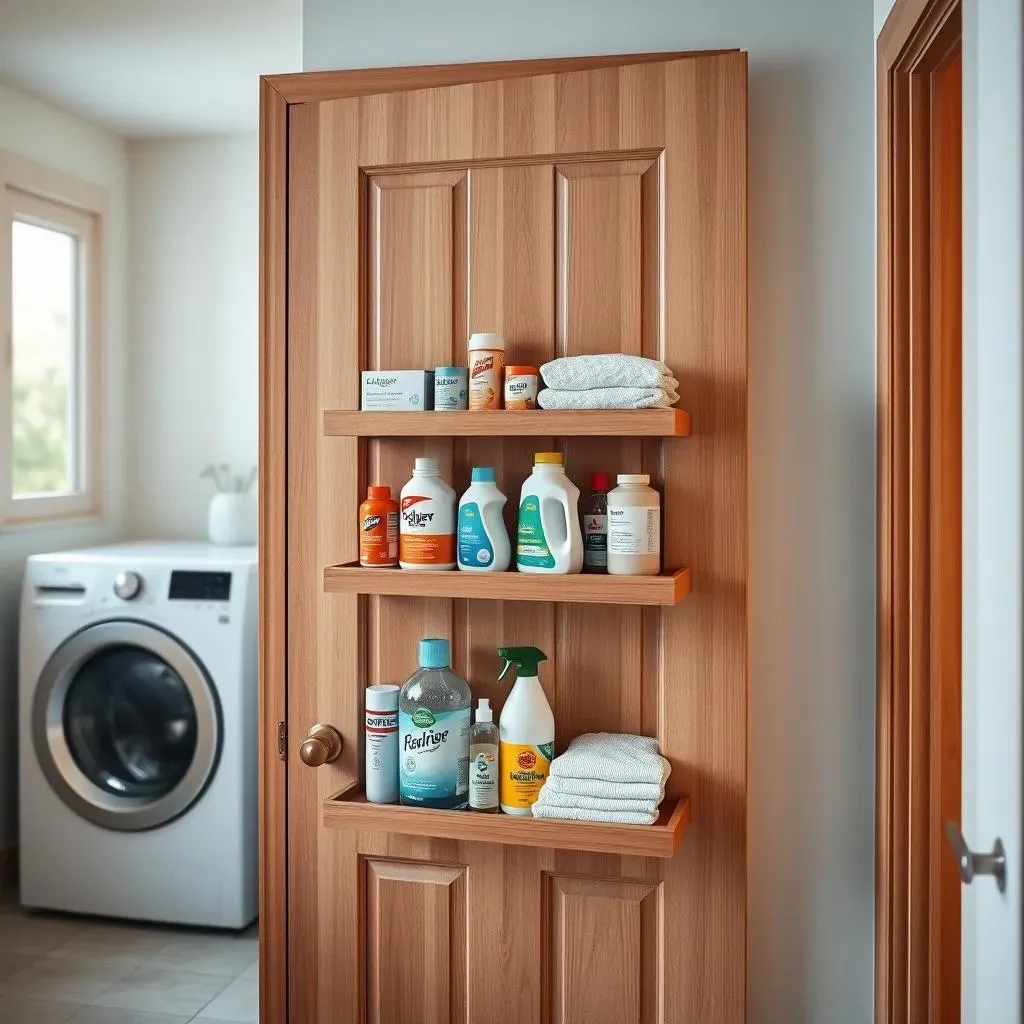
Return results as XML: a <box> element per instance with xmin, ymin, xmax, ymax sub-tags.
<box><xmin>324</xmin><ymin>564</ymin><xmax>691</xmax><ymax>606</ymax></box>
<box><xmin>323</xmin><ymin>408</ymin><xmax>691</xmax><ymax>437</ymax></box>
<box><xmin>324</xmin><ymin>785</ymin><xmax>691</xmax><ymax>859</ymax></box>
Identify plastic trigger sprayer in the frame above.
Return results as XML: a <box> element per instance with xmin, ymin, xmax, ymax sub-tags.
<box><xmin>496</xmin><ymin>646</ymin><xmax>554</xmax><ymax>816</ymax></box>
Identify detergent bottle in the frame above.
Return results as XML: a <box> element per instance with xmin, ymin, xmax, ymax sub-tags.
<box><xmin>515</xmin><ymin>452</ymin><xmax>583</xmax><ymax>574</ymax></box>
<box><xmin>457</xmin><ymin>468</ymin><xmax>511</xmax><ymax>571</ymax></box>
<box><xmin>497</xmin><ymin>646</ymin><xmax>554</xmax><ymax>815</ymax></box>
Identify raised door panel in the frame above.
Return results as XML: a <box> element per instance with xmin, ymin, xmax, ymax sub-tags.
<box><xmin>547</xmin><ymin>875</ymin><xmax>661</xmax><ymax>1024</ymax></box>
<box><xmin>365</xmin><ymin>859</ymin><xmax>468</xmax><ymax>1024</ymax></box>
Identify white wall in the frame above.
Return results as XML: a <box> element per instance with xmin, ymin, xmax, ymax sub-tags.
<box><xmin>0</xmin><ymin>82</ymin><xmax>129</xmax><ymax>846</ymax></box>
<box><xmin>875</xmin><ymin>0</ymin><xmax>897</xmax><ymax>36</ymax></box>
<box><xmin>126</xmin><ymin>136</ymin><xmax>258</xmax><ymax>540</ymax></box>
<box><xmin>303</xmin><ymin>4</ymin><xmax>877</xmax><ymax>1023</ymax></box>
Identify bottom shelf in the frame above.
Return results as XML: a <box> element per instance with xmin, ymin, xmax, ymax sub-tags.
<box><xmin>323</xmin><ymin>785</ymin><xmax>690</xmax><ymax>859</ymax></box>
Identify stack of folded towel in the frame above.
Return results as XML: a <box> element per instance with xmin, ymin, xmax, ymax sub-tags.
<box><xmin>537</xmin><ymin>355</ymin><xmax>680</xmax><ymax>410</ymax></box>
<box><xmin>531</xmin><ymin>733</ymin><xmax>671</xmax><ymax>825</ymax></box>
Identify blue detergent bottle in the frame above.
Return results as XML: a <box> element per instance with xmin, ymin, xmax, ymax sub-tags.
<box><xmin>457</xmin><ymin>467</ymin><xmax>511</xmax><ymax>572</ymax></box>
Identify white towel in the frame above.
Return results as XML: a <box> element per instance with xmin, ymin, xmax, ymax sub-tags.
<box><xmin>542</xmin><ymin>773</ymin><xmax>666</xmax><ymax>803</ymax></box>
<box><xmin>532</xmin><ymin>802</ymin><xmax>658</xmax><ymax>825</ymax></box>
<box><xmin>549</xmin><ymin>733</ymin><xmax>671</xmax><ymax>787</ymax></box>
<box><xmin>538</xmin><ymin>387</ymin><xmax>677</xmax><ymax>411</ymax></box>
<box><xmin>534</xmin><ymin>780</ymin><xmax>659</xmax><ymax>815</ymax></box>
<box><xmin>541</xmin><ymin>355</ymin><xmax>678</xmax><ymax>392</ymax></box>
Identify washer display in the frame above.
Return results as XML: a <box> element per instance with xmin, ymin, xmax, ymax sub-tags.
<box><xmin>33</xmin><ymin>620</ymin><xmax>221</xmax><ymax>832</ymax></box>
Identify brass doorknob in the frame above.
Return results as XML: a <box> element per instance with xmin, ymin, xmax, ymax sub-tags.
<box><xmin>299</xmin><ymin>724</ymin><xmax>343</xmax><ymax>767</ymax></box>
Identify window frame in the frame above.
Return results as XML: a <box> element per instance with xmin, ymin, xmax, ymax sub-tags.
<box><xmin>0</xmin><ymin>151</ymin><xmax>106</xmax><ymax>528</ymax></box>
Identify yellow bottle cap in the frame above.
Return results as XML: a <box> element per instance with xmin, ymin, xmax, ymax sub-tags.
<box><xmin>534</xmin><ymin>452</ymin><xmax>563</xmax><ymax>465</ymax></box>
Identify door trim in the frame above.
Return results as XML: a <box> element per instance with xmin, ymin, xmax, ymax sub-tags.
<box><xmin>877</xmin><ymin>0</ymin><xmax>962</xmax><ymax>1020</ymax></box>
<box><xmin>259</xmin><ymin>74</ymin><xmax>289</xmax><ymax>1024</ymax></box>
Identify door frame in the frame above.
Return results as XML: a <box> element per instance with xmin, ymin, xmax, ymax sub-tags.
<box><xmin>257</xmin><ymin>50</ymin><xmax>737</xmax><ymax>1024</ymax></box>
<box><xmin>877</xmin><ymin>0</ymin><xmax>963</xmax><ymax>1020</ymax></box>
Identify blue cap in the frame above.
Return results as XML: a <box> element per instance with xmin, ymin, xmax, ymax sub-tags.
<box><xmin>471</xmin><ymin>467</ymin><xmax>496</xmax><ymax>483</ymax></box>
<box><xmin>419</xmin><ymin>638</ymin><xmax>450</xmax><ymax>669</ymax></box>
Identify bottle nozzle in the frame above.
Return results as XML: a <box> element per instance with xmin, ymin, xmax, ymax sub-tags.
<box><xmin>497</xmin><ymin>645</ymin><xmax>548</xmax><ymax>681</ymax></box>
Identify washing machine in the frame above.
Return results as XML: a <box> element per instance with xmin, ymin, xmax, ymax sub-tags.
<box><xmin>19</xmin><ymin>541</ymin><xmax>258</xmax><ymax>928</ymax></box>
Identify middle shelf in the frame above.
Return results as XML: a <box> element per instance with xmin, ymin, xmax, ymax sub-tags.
<box><xmin>324</xmin><ymin>563</ymin><xmax>691</xmax><ymax>606</ymax></box>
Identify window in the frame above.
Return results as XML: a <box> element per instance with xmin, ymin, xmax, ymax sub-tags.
<box><xmin>1</xmin><ymin>153</ymin><xmax>104</xmax><ymax>524</ymax></box>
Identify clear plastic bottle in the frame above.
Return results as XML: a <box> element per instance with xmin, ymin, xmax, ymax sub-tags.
<box><xmin>581</xmin><ymin>471</ymin><xmax>611</xmax><ymax>573</ymax></box>
<box><xmin>398</xmin><ymin>638</ymin><xmax>472</xmax><ymax>809</ymax></box>
<box><xmin>468</xmin><ymin>699</ymin><xmax>499</xmax><ymax>812</ymax></box>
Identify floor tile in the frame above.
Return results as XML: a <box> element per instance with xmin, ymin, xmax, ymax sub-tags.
<box><xmin>0</xmin><ymin>907</ymin><xmax>90</xmax><ymax>955</ymax></box>
<box><xmin>51</xmin><ymin>924</ymin><xmax>171</xmax><ymax>970</ymax></box>
<box><xmin>90</xmin><ymin>966</ymin><xmax>232</xmax><ymax>1017</ymax></box>
<box><xmin>69</xmin><ymin>1008</ymin><xmax>192</xmax><ymax>1023</ymax></box>
<box><xmin>141</xmin><ymin>934</ymin><xmax>256</xmax><ymax>978</ymax></box>
<box><xmin>0</xmin><ymin>952</ymin><xmax>131</xmax><ymax>1004</ymax></box>
<box><xmin>0</xmin><ymin>948</ymin><xmax>38</xmax><ymax>981</ymax></box>
<box><xmin>0</xmin><ymin>994</ymin><xmax>84</xmax><ymax>1023</ymax></box>
<box><xmin>193</xmin><ymin>966</ymin><xmax>258</xmax><ymax>1022</ymax></box>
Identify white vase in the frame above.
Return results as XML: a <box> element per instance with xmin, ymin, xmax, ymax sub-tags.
<box><xmin>208</xmin><ymin>493</ymin><xmax>257</xmax><ymax>546</ymax></box>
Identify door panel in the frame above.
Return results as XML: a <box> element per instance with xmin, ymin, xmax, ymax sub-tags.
<box><xmin>286</xmin><ymin>52</ymin><xmax>747</xmax><ymax>1023</ymax></box>
<box><xmin>365</xmin><ymin>859</ymin><xmax>467</xmax><ymax>1024</ymax></box>
<box><xmin>547</xmin><ymin>875</ymin><xmax>661</xmax><ymax>1024</ymax></box>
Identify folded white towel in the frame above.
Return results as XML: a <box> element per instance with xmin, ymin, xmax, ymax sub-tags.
<box><xmin>541</xmin><ymin>355</ymin><xmax>678</xmax><ymax>392</ymax></box>
<box><xmin>542</xmin><ymin>773</ymin><xmax>666</xmax><ymax>803</ymax></box>
<box><xmin>534</xmin><ymin>780</ymin><xmax>659</xmax><ymax>815</ymax></box>
<box><xmin>538</xmin><ymin>387</ymin><xmax>677</xmax><ymax>410</ymax></box>
<box><xmin>532</xmin><ymin>802</ymin><xmax>658</xmax><ymax>825</ymax></box>
<box><xmin>549</xmin><ymin>733</ymin><xmax>671</xmax><ymax>787</ymax></box>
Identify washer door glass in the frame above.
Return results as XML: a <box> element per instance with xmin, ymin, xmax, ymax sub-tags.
<box><xmin>64</xmin><ymin>647</ymin><xmax>198</xmax><ymax>800</ymax></box>
<box><xmin>34</xmin><ymin>621</ymin><xmax>221</xmax><ymax>832</ymax></box>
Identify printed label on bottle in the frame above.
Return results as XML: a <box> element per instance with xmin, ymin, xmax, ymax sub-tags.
<box><xmin>583</xmin><ymin>513</ymin><xmax>608</xmax><ymax>568</ymax></box>
<box><xmin>360</xmin><ymin>510</ymin><xmax>398</xmax><ymax>565</ymax></box>
<box><xmin>458</xmin><ymin>501</ymin><xmax>494</xmax><ymax>567</ymax></box>
<box><xmin>400</xmin><ymin>494</ymin><xmax>455</xmax><ymax>565</ymax></box>
<box><xmin>399</xmin><ymin>706</ymin><xmax>470</xmax><ymax>803</ymax></box>
<box><xmin>608</xmin><ymin>506</ymin><xmax>661</xmax><ymax>555</ymax></box>
<box><xmin>469</xmin><ymin>742</ymin><xmax>499</xmax><ymax>809</ymax></box>
<box><xmin>499</xmin><ymin>740</ymin><xmax>553</xmax><ymax>809</ymax></box>
<box><xmin>516</xmin><ymin>496</ymin><xmax>555</xmax><ymax>568</ymax></box>
<box><xmin>365</xmin><ymin>709</ymin><xmax>398</xmax><ymax>801</ymax></box>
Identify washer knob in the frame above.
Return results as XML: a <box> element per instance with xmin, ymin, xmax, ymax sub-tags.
<box><xmin>113</xmin><ymin>571</ymin><xmax>142</xmax><ymax>601</ymax></box>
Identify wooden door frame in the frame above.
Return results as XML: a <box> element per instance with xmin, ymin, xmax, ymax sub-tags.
<box><xmin>258</xmin><ymin>49</ymin><xmax>741</xmax><ymax>1024</ymax></box>
<box><xmin>877</xmin><ymin>0</ymin><xmax>963</xmax><ymax>1021</ymax></box>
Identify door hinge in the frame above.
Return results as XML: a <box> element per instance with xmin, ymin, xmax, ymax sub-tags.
<box><xmin>277</xmin><ymin>721</ymin><xmax>287</xmax><ymax>760</ymax></box>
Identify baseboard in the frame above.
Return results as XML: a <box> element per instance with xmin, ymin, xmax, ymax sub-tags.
<box><xmin>0</xmin><ymin>845</ymin><xmax>18</xmax><ymax>891</ymax></box>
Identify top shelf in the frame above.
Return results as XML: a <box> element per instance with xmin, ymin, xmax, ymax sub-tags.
<box><xmin>324</xmin><ymin>409</ymin><xmax>690</xmax><ymax>438</ymax></box>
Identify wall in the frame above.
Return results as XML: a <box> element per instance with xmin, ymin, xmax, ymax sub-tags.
<box><xmin>0</xmin><ymin>82</ymin><xmax>129</xmax><ymax>846</ymax></box>
<box><xmin>126</xmin><ymin>135</ymin><xmax>258</xmax><ymax>540</ymax></box>
<box><xmin>303</xmin><ymin>4</ymin><xmax>876</xmax><ymax>1023</ymax></box>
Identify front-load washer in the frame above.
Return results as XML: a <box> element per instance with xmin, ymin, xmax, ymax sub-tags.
<box><xmin>19</xmin><ymin>541</ymin><xmax>257</xmax><ymax>928</ymax></box>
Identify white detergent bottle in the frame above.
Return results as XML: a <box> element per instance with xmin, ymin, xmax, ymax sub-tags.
<box><xmin>457</xmin><ymin>468</ymin><xmax>511</xmax><ymax>571</ymax></box>
<box><xmin>497</xmin><ymin>646</ymin><xmax>554</xmax><ymax>815</ymax></box>
<box><xmin>516</xmin><ymin>452</ymin><xmax>584</xmax><ymax>574</ymax></box>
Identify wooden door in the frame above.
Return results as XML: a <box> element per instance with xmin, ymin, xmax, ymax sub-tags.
<box><xmin>272</xmin><ymin>51</ymin><xmax>747</xmax><ymax>1024</ymax></box>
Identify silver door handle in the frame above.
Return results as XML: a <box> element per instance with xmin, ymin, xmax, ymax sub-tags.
<box><xmin>944</xmin><ymin>821</ymin><xmax>1007</xmax><ymax>893</ymax></box>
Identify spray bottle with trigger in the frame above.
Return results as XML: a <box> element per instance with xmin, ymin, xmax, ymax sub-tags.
<box><xmin>497</xmin><ymin>646</ymin><xmax>555</xmax><ymax>816</ymax></box>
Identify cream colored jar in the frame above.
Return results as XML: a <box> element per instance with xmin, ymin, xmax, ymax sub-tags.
<box><xmin>468</xmin><ymin>332</ymin><xmax>505</xmax><ymax>410</ymax></box>
<box><xmin>607</xmin><ymin>474</ymin><xmax>661</xmax><ymax>576</ymax></box>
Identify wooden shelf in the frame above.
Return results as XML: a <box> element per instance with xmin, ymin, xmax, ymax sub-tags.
<box><xmin>323</xmin><ymin>786</ymin><xmax>690</xmax><ymax>859</ymax></box>
<box><xmin>324</xmin><ymin>563</ymin><xmax>690</xmax><ymax>606</ymax></box>
<box><xmin>324</xmin><ymin>408</ymin><xmax>690</xmax><ymax>437</ymax></box>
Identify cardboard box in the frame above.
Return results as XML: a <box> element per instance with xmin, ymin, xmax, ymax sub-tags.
<box><xmin>361</xmin><ymin>370</ymin><xmax>434</xmax><ymax>411</ymax></box>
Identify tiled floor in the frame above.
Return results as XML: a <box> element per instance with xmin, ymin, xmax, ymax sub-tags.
<box><xmin>0</xmin><ymin>897</ymin><xmax>257</xmax><ymax>1023</ymax></box>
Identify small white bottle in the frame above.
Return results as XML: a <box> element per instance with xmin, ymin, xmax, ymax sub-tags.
<box><xmin>365</xmin><ymin>684</ymin><xmax>399</xmax><ymax>804</ymax></box>
<box><xmin>515</xmin><ymin>452</ymin><xmax>584</xmax><ymax>575</ymax></box>
<box><xmin>607</xmin><ymin>474</ymin><xmax>662</xmax><ymax>576</ymax></box>
<box><xmin>399</xmin><ymin>457</ymin><xmax>457</xmax><ymax>570</ymax></box>
<box><xmin>468</xmin><ymin>699</ymin><xmax>499</xmax><ymax>813</ymax></box>
<box><xmin>457</xmin><ymin>468</ymin><xmax>511</xmax><ymax>572</ymax></box>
